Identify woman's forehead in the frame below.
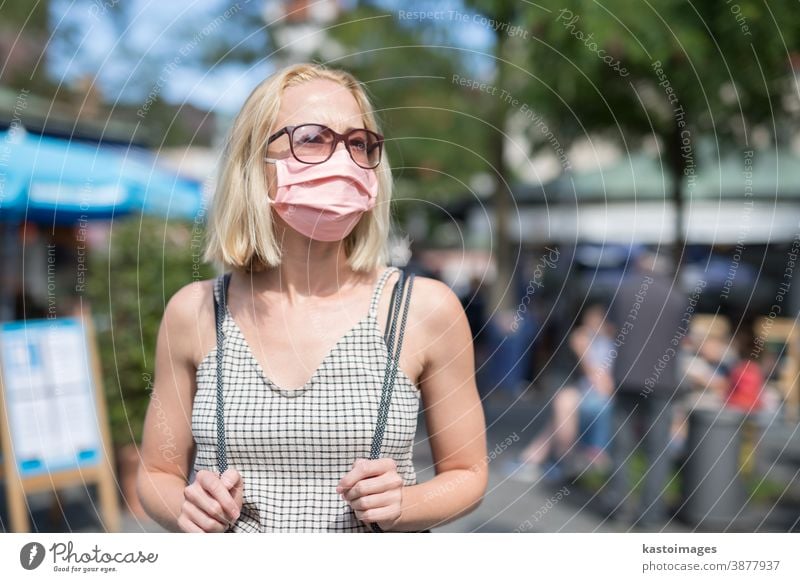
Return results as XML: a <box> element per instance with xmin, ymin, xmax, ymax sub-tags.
<box><xmin>277</xmin><ymin>80</ymin><xmax>364</xmax><ymax>129</ymax></box>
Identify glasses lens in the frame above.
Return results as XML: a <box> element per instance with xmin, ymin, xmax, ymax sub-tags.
<box><xmin>347</xmin><ymin>129</ymin><xmax>381</xmax><ymax>168</ymax></box>
<box><xmin>291</xmin><ymin>124</ymin><xmax>335</xmax><ymax>163</ymax></box>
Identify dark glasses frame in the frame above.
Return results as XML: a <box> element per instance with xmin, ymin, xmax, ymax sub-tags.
<box><xmin>264</xmin><ymin>123</ymin><xmax>384</xmax><ymax>169</ymax></box>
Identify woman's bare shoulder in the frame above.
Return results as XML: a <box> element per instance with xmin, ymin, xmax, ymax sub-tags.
<box><xmin>164</xmin><ymin>278</ymin><xmax>215</xmax><ymax>322</ymax></box>
<box><xmin>405</xmin><ymin>274</ymin><xmax>469</xmax><ymax>336</ymax></box>
<box><xmin>161</xmin><ymin>278</ymin><xmax>217</xmax><ymax>368</ymax></box>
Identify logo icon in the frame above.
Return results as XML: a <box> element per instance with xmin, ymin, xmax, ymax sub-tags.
<box><xmin>20</xmin><ymin>542</ymin><xmax>46</xmax><ymax>570</ymax></box>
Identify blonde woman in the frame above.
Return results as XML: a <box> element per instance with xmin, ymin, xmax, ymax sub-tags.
<box><xmin>137</xmin><ymin>63</ymin><xmax>488</xmax><ymax>532</ymax></box>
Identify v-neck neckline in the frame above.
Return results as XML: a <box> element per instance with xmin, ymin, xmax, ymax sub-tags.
<box><xmin>219</xmin><ymin>266</ymin><xmax>397</xmax><ymax>396</ymax></box>
<box><xmin>224</xmin><ymin>306</ymin><xmax>374</xmax><ymax>396</ymax></box>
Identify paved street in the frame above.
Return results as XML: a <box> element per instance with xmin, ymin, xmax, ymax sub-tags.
<box><xmin>415</xmin><ymin>394</ymin><xmax>693</xmax><ymax>533</ymax></box>
<box><xmin>425</xmin><ymin>394</ymin><xmax>800</xmax><ymax>533</ymax></box>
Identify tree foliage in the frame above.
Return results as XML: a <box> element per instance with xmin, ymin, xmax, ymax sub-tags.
<box><xmin>87</xmin><ymin>215</ymin><xmax>215</xmax><ymax>446</ymax></box>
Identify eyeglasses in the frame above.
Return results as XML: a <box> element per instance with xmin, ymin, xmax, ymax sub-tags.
<box><xmin>264</xmin><ymin>123</ymin><xmax>384</xmax><ymax>170</ymax></box>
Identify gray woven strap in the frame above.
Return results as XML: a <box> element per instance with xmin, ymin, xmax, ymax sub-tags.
<box><xmin>369</xmin><ymin>268</ymin><xmax>414</xmax><ymax>459</ymax></box>
<box><xmin>213</xmin><ymin>273</ymin><xmax>232</xmax><ymax>474</ymax></box>
<box><xmin>368</xmin><ymin>269</ymin><xmax>415</xmax><ymax>532</ymax></box>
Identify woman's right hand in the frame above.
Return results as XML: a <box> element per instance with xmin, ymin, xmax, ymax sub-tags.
<box><xmin>178</xmin><ymin>468</ymin><xmax>243</xmax><ymax>533</ymax></box>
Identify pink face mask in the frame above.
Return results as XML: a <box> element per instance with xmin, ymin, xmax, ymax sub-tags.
<box><xmin>266</xmin><ymin>148</ymin><xmax>378</xmax><ymax>242</ymax></box>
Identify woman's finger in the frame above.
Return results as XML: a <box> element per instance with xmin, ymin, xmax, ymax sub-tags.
<box><xmin>348</xmin><ymin>489</ymin><xmax>398</xmax><ymax>512</ymax></box>
<box><xmin>354</xmin><ymin>505</ymin><xmax>400</xmax><ymax>526</ymax></box>
<box><xmin>184</xmin><ymin>500</ymin><xmax>229</xmax><ymax>532</ymax></box>
<box><xmin>337</xmin><ymin>457</ymin><xmax>397</xmax><ymax>493</ymax></box>
<box><xmin>220</xmin><ymin>468</ymin><xmax>242</xmax><ymax>491</ymax></box>
<box><xmin>221</xmin><ymin>469</ymin><xmax>244</xmax><ymax>508</ymax></box>
<box><xmin>342</xmin><ymin>471</ymin><xmax>403</xmax><ymax>502</ymax></box>
<box><xmin>185</xmin><ymin>484</ymin><xmax>232</xmax><ymax>524</ymax></box>
<box><xmin>196</xmin><ymin>470</ymin><xmax>239</xmax><ymax>520</ymax></box>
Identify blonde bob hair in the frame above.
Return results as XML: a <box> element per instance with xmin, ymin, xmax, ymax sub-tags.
<box><xmin>203</xmin><ymin>62</ymin><xmax>392</xmax><ymax>273</ymax></box>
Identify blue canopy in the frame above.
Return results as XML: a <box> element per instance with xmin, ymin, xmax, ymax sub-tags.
<box><xmin>0</xmin><ymin>127</ymin><xmax>205</xmax><ymax>223</ymax></box>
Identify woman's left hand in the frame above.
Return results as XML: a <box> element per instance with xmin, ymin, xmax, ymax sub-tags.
<box><xmin>337</xmin><ymin>457</ymin><xmax>404</xmax><ymax>531</ymax></box>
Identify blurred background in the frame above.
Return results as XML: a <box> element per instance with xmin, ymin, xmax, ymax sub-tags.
<box><xmin>0</xmin><ymin>0</ymin><xmax>799</xmax><ymax>533</ymax></box>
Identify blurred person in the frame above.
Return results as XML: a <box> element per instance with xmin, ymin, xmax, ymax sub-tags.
<box><xmin>137</xmin><ymin>63</ymin><xmax>488</xmax><ymax>533</ymax></box>
<box><xmin>515</xmin><ymin>302</ymin><xmax>615</xmax><ymax>480</ymax></box>
<box><xmin>726</xmin><ymin>319</ymin><xmax>771</xmax><ymax>477</ymax></box>
<box><xmin>668</xmin><ymin>324</ymin><xmax>738</xmax><ymax>465</ymax></box>
<box><xmin>571</xmin><ymin>302</ymin><xmax>615</xmax><ymax>468</ymax></box>
<box><xmin>483</xmin><ymin>306</ymin><xmax>537</xmax><ymax>399</ymax></box>
<box><xmin>599</xmin><ymin>250</ymin><xmax>688</xmax><ymax>528</ymax></box>
<box><xmin>684</xmin><ymin>328</ymin><xmax>733</xmax><ymax>401</ymax></box>
<box><xmin>725</xmin><ymin>322</ymin><xmax>764</xmax><ymax>413</ymax></box>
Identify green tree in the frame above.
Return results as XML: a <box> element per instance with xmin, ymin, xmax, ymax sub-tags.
<box><xmin>321</xmin><ymin>4</ymin><xmax>499</xmax><ymax>243</ymax></box>
<box><xmin>0</xmin><ymin>1</ymin><xmax>56</xmax><ymax>96</ymax></box>
<box><xmin>397</xmin><ymin>0</ymin><xmax>798</xmax><ymax>309</ymax></box>
<box><xmin>512</xmin><ymin>0</ymin><xmax>799</xmax><ymax>273</ymax></box>
<box><xmin>87</xmin><ymin>215</ymin><xmax>215</xmax><ymax>446</ymax></box>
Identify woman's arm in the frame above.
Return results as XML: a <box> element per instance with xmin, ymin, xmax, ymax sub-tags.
<box><xmin>136</xmin><ymin>282</ymin><xmax>202</xmax><ymax>531</ymax></box>
<box><xmin>391</xmin><ymin>277</ymin><xmax>489</xmax><ymax>531</ymax></box>
<box><xmin>136</xmin><ymin>280</ymin><xmax>241</xmax><ymax>532</ymax></box>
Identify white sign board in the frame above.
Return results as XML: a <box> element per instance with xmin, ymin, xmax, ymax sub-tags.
<box><xmin>0</xmin><ymin>317</ymin><xmax>102</xmax><ymax>477</ymax></box>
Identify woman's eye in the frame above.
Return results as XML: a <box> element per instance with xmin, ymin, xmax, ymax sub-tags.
<box><xmin>297</xmin><ymin>134</ymin><xmax>324</xmax><ymax>145</ymax></box>
<box><xmin>349</xmin><ymin>139</ymin><xmax>367</xmax><ymax>151</ymax></box>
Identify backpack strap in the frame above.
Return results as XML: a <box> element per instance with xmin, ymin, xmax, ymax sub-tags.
<box><xmin>368</xmin><ymin>268</ymin><xmax>416</xmax><ymax>533</ymax></box>
<box><xmin>213</xmin><ymin>272</ymin><xmax>232</xmax><ymax>475</ymax></box>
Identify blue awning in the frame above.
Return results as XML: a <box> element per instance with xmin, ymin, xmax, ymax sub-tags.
<box><xmin>0</xmin><ymin>127</ymin><xmax>206</xmax><ymax>223</ymax></box>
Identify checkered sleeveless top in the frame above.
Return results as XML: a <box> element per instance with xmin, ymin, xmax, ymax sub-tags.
<box><xmin>191</xmin><ymin>266</ymin><xmax>421</xmax><ymax>532</ymax></box>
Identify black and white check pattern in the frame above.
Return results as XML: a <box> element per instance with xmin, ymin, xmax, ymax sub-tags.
<box><xmin>191</xmin><ymin>266</ymin><xmax>421</xmax><ymax>532</ymax></box>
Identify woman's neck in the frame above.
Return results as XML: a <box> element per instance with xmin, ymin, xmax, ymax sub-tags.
<box><xmin>244</xmin><ymin>222</ymin><xmax>365</xmax><ymax>305</ymax></box>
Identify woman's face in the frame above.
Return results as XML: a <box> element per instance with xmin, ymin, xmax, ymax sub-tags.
<box><xmin>265</xmin><ymin>78</ymin><xmax>366</xmax><ymax>203</ymax></box>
